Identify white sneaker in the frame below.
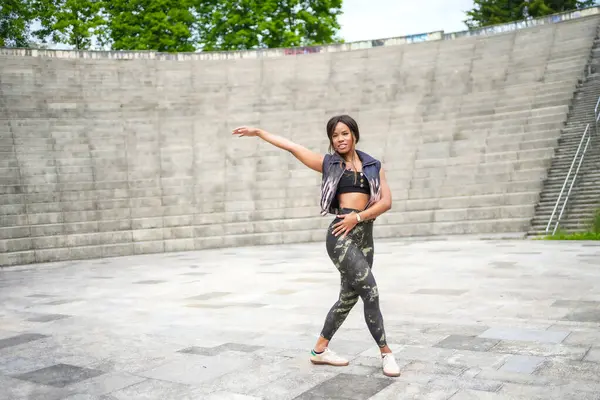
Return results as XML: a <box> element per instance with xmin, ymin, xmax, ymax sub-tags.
<box><xmin>382</xmin><ymin>353</ymin><xmax>401</xmax><ymax>377</ymax></box>
<box><xmin>310</xmin><ymin>348</ymin><xmax>349</xmax><ymax>366</ymax></box>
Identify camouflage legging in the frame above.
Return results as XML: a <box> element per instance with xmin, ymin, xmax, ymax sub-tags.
<box><xmin>320</xmin><ymin>208</ymin><xmax>387</xmax><ymax>348</ymax></box>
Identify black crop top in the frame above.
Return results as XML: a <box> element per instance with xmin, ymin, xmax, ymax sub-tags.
<box><xmin>336</xmin><ymin>169</ymin><xmax>370</xmax><ymax>195</ymax></box>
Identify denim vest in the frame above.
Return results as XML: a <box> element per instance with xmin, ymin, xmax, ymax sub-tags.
<box><xmin>319</xmin><ymin>149</ymin><xmax>382</xmax><ymax>216</ymax></box>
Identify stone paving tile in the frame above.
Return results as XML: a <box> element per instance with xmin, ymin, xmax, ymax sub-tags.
<box><xmin>202</xmin><ymin>392</ymin><xmax>263</xmax><ymax>400</ymax></box>
<box><xmin>136</xmin><ymin>354</ymin><xmax>256</xmax><ymax>385</ymax></box>
<box><xmin>402</xmin><ymin>360</ymin><xmax>470</xmax><ymax>377</ymax></box>
<box><xmin>478</xmin><ymin>327</ymin><xmax>569</xmax><ymax>344</ymax></box>
<box><xmin>194</xmin><ymin>354</ymin><xmax>293</xmax><ymax>395</ymax></box>
<box><xmin>434</xmin><ymin>335</ymin><xmax>500</xmax><ymax>352</ymax></box>
<box><xmin>41</xmin><ymin>299</ymin><xmax>80</xmax><ymax>306</ymax></box>
<box><xmin>107</xmin><ymin>378</ymin><xmax>207</xmax><ymax>400</ymax></box>
<box><xmin>0</xmin><ymin>375</ymin><xmax>69</xmax><ymax>400</ymax></box>
<box><xmin>583</xmin><ymin>348</ymin><xmax>600</xmax><ymax>363</ymax></box>
<box><xmin>489</xmin><ymin>261</ymin><xmax>517</xmax><ymax>268</ymax></box>
<box><xmin>561</xmin><ymin>330</ymin><xmax>600</xmax><ymax>347</ymax></box>
<box><xmin>550</xmin><ymin>300</ymin><xmax>600</xmax><ymax>308</ymax></box>
<box><xmin>296</xmin><ymin>373</ymin><xmax>394</xmax><ymax>399</ymax></box>
<box><xmin>132</xmin><ymin>280</ymin><xmax>166</xmax><ymax>285</ymax></box>
<box><xmin>185</xmin><ymin>291</ymin><xmax>231</xmax><ymax>300</ymax></box>
<box><xmin>0</xmin><ymin>333</ymin><xmax>48</xmax><ymax>350</ymax></box>
<box><xmin>427</xmin><ymin>375</ymin><xmax>504</xmax><ymax>393</ymax></box>
<box><xmin>449</xmin><ymin>389</ymin><xmax>514</xmax><ymax>399</ymax></box>
<box><xmin>534</xmin><ymin>359</ymin><xmax>600</xmax><ymax>381</ymax></box>
<box><xmin>489</xmin><ymin>340</ymin><xmax>589</xmax><ymax>361</ymax></box>
<box><xmin>178</xmin><ymin>343</ymin><xmax>264</xmax><ymax>356</ymax></box>
<box><xmin>11</xmin><ymin>363</ymin><xmax>105</xmax><ymax>388</ymax></box>
<box><xmin>561</xmin><ymin>309</ymin><xmax>600</xmax><ymax>322</ymax></box>
<box><xmin>497</xmin><ymin>355</ymin><xmax>545</xmax><ymax>374</ymax></box>
<box><xmin>368</xmin><ymin>381</ymin><xmax>459</xmax><ymax>400</ymax></box>
<box><xmin>413</xmin><ymin>289</ymin><xmax>467</xmax><ymax>296</ymax></box>
<box><xmin>424</xmin><ymin>324</ymin><xmax>490</xmax><ymax>337</ymax></box>
<box><xmin>27</xmin><ymin>314</ymin><xmax>71</xmax><ymax>322</ymax></box>
<box><xmin>62</xmin><ymin>371</ymin><xmax>146</xmax><ymax>398</ymax></box>
<box><xmin>496</xmin><ymin>382</ymin><xmax>599</xmax><ymax>400</ymax></box>
<box><xmin>1</xmin><ymin>239</ymin><xmax>600</xmax><ymax>399</ymax></box>
<box><xmin>247</xmin><ymin>370</ymin><xmax>339</xmax><ymax>400</ymax></box>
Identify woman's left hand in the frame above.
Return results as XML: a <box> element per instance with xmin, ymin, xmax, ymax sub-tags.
<box><xmin>332</xmin><ymin>213</ymin><xmax>359</xmax><ymax>238</ymax></box>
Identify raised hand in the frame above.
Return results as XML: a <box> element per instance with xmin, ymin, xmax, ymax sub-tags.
<box><xmin>232</xmin><ymin>126</ymin><xmax>261</xmax><ymax>137</ymax></box>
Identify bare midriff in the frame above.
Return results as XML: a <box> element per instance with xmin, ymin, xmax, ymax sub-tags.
<box><xmin>338</xmin><ymin>192</ymin><xmax>369</xmax><ymax>211</ymax></box>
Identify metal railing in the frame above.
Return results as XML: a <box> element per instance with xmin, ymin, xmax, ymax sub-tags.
<box><xmin>545</xmin><ymin>123</ymin><xmax>592</xmax><ymax>235</ymax></box>
<box><xmin>595</xmin><ymin>95</ymin><xmax>600</xmax><ymax>134</ymax></box>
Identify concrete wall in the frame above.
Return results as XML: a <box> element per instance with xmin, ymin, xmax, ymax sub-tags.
<box><xmin>1</xmin><ymin>15</ymin><xmax>599</xmax><ymax>266</ymax></box>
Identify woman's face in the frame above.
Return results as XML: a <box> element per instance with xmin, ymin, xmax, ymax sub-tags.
<box><xmin>331</xmin><ymin>122</ymin><xmax>354</xmax><ymax>155</ymax></box>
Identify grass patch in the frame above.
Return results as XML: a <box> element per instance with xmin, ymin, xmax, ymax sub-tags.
<box><xmin>543</xmin><ymin>231</ymin><xmax>600</xmax><ymax>240</ymax></box>
<box><xmin>541</xmin><ymin>208</ymin><xmax>600</xmax><ymax>240</ymax></box>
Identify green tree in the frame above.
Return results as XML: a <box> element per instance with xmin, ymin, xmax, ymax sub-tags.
<box><xmin>0</xmin><ymin>0</ymin><xmax>33</xmax><ymax>47</ymax></box>
<box><xmin>464</xmin><ymin>0</ymin><xmax>596</xmax><ymax>29</ymax></box>
<box><xmin>103</xmin><ymin>0</ymin><xmax>196</xmax><ymax>52</ymax></box>
<box><xmin>464</xmin><ymin>0</ymin><xmax>527</xmax><ymax>28</ymax></box>
<box><xmin>527</xmin><ymin>0</ymin><xmax>596</xmax><ymax>18</ymax></box>
<box><xmin>32</xmin><ymin>0</ymin><xmax>106</xmax><ymax>49</ymax></box>
<box><xmin>195</xmin><ymin>0</ymin><xmax>344</xmax><ymax>51</ymax></box>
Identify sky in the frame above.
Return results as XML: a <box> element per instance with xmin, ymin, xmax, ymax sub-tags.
<box><xmin>338</xmin><ymin>0</ymin><xmax>477</xmax><ymax>42</ymax></box>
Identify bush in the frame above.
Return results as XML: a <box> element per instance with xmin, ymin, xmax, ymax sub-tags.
<box><xmin>588</xmin><ymin>208</ymin><xmax>600</xmax><ymax>234</ymax></box>
<box><xmin>542</xmin><ymin>208</ymin><xmax>600</xmax><ymax>240</ymax></box>
<box><xmin>543</xmin><ymin>231</ymin><xmax>600</xmax><ymax>240</ymax></box>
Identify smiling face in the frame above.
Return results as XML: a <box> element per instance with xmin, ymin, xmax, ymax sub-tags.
<box><xmin>326</xmin><ymin>115</ymin><xmax>360</xmax><ymax>156</ymax></box>
<box><xmin>330</xmin><ymin>122</ymin><xmax>355</xmax><ymax>155</ymax></box>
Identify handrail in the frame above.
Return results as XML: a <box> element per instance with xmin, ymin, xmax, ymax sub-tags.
<box><xmin>596</xmin><ymin>95</ymin><xmax>600</xmax><ymax>124</ymax></box>
<box><xmin>546</xmin><ymin>123</ymin><xmax>592</xmax><ymax>235</ymax></box>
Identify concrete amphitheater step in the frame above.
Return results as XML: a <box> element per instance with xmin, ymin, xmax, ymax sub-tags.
<box><xmin>0</xmin><ymin>188</ymin><xmax>544</xmax><ymax>240</ymax></box>
<box><xmin>2</xmin><ymin>13</ymin><xmax>599</xmax><ymax>265</ymax></box>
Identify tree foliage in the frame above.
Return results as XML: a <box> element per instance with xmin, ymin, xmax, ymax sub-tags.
<box><xmin>33</xmin><ymin>0</ymin><xmax>105</xmax><ymax>49</ymax></box>
<box><xmin>1</xmin><ymin>0</ymin><xmax>343</xmax><ymax>51</ymax></box>
<box><xmin>0</xmin><ymin>0</ymin><xmax>33</xmax><ymax>47</ymax></box>
<box><xmin>464</xmin><ymin>0</ymin><xmax>596</xmax><ymax>29</ymax></box>
<box><xmin>527</xmin><ymin>0</ymin><xmax>596</xmax><ymax>18</ymax></box>
<box><xmin>102</xmin><ymin>0</ymin><xmax>197</xmax><ymax>52</ymax></box>
<box><xmin>194</xmin><ymin>0</ymin><xmax>344</xmax><ymax>51</ymax></box>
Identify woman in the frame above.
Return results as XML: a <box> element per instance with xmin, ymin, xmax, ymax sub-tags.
<box><xmin>232</xmin><ymin>115</ymin><xmax>400</xmax><ymax>378</ymax></box>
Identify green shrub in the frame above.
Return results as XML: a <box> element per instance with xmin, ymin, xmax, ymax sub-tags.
<box><xmin>589</xmin><ymin>208</ymin><xmax>600</xmax><ymax>234</ymax></box>
<box><xmin>543</xmin><ymin>231</ymin><xmax>600</xmax><ymax>240</ymax></box>
<box><xmin>541</xmin><ymin>208</ymin><xmax>600</xmax><ymax>240</ymax></box>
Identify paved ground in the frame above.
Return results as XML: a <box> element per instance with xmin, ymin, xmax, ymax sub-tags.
<box><xmin>1</xmin><ymin>237</ymin><xmax>600</xmax><ymax>400</ymax></box>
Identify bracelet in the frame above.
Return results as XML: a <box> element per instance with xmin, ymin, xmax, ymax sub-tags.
<box><xmin>356</xmin><ymin>213</ymin><xmax>362</xmax><ymax>222</ymax></box>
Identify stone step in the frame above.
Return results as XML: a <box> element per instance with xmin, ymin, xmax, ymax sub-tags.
<box><xmin>0</xmin><ymin>186</ymin><xmax>542</xmax><ymax>233</ymax></box>
<box><xmin>531</xmin><ymin>216</ymin><xmax>600</xmax><ymax>227</ymax></box>
<box><xmin>0</xmin><ymin>202</ymin><xmax>537</xmax><ymax>241</ymax></box>
<box><xmin>408</xmin><ymin>171</ymin><xmax>546</xmax><ymax>188</ymax></box>
<box><xmin>542</xmin><ymin>176</ymin><xmax>600</xmax><ymax>186</ymax></box>
<box><xmin>533</xmin><ymin>200</ymin><xmax>600</xmax><ymax>213</ymax></box>
<box><xmin>540</xmin><ymin>184</ymin><xmax>600</xmax><ymax>195</ymax></box>
<box><xmin>2</xmin><ymin>14</ymin><xmax>598</xmax><ymax>265</ymax></box>
<box><xmin>544</xmin><ymin>158</ymin><xmax>600</xmax><ymax>171</ymax></box>
<box><xmin>530</xmin><ymin>209</ymin><xmax>600</xmax><ymax>224</ymax></box>
<box><xmin>535</xmin><ymin>200</ymin><xmax>600</xmax><ymax>211</ymax></box>
<box><xmin>0</xmin><ymin>214</ymin><xmax>534</xmax><ymax>265</ymax></box>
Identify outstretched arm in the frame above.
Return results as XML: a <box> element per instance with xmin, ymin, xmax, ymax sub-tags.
<box><xmin>232</xmin><ymin>126</ymin><xmax>324</xmax><ymax>173</ymax></box>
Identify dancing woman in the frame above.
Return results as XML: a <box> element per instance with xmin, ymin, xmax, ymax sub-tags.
<box><xmin>232</xmin><ymin>115</ymin><xmax>400</xmax><ymax>377</ymax></box>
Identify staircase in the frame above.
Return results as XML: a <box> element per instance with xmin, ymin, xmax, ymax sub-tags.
<box><xmin>528</xmin><ymin>31</ymin><xmax>600</xmax><ymax>236</ymax></box>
